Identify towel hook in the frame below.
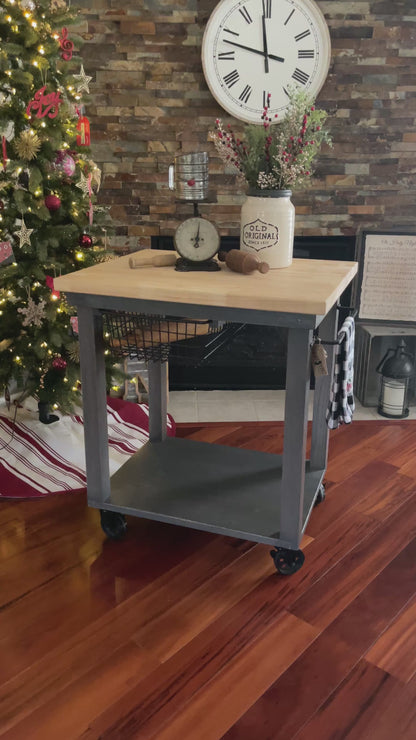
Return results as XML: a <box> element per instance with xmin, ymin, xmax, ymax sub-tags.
<box><xmin>314</xmin><ymin>304</ymin><xmax>357</xmax><ymax>346</ymax></box>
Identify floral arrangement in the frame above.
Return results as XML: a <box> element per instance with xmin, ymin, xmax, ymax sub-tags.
<box><xmin>209</xmin><ymin>88</ymin><xmax>332</xmax><ymax>191</ymax></box>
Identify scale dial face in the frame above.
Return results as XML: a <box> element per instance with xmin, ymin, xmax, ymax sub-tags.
<box><xmin>201</xmin><ymin>0</ymin><xmax>331</xmax><ymax>124</ymax></box>
<box><xmin>173</xmin><ymin>217</ymin><xmax>220</xmax><ymax>262</ymax></box>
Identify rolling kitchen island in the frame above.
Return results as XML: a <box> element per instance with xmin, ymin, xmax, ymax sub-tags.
<box><xmin>55</xmin><ymin>252</ymin><xmax>357</xmax><ymax>575</ymax></box>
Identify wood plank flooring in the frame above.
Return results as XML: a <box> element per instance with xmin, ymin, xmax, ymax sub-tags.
<box><xmin>1</xmin><ymin>419</ymin><xmax>416</xmax><ymax>739</ymax></box>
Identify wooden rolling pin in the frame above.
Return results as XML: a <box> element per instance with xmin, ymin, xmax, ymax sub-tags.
<box><xmin>218</xmin><ymin>249</ymin><xmax>269</xmax><ymax>274</ymax></box>
<box><xmin>129</xmin><ymin>251</ymin><xmax>177</xmax><ymax>269</ymax></box>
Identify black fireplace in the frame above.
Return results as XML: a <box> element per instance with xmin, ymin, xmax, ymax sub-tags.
<box><xmin>151</xmin><ymin>235</ymin><xmax>356</xmax><ymax>390</ymax></box>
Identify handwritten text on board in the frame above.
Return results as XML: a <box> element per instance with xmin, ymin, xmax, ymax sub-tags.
<box><xmin>359</xmin><ymin>234</ymin><xmax>416</xmax><ymax>321</ymax></box>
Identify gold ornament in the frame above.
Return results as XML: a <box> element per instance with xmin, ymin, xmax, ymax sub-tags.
<box><xmin>14</xmin><ymin>130</ymin><xmax>41</xmax><ymax>161</ymax></box>
<box><xmin>67</xmin><ymin>341</ymin><xmax>80</xmax><ymax>363</ymax></box>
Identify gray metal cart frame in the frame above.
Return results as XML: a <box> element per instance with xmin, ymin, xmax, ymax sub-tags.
<box><xmin>66</xmin><ymin>287</ymin><xmax>340</xmax><ymax>574</ymax></box>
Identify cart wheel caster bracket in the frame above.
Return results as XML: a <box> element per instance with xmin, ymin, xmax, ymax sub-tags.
<box><xmin>314</xmin><ymin>483</ymin><xmax>326</xmax><ymax>506</ymax></box>
<box><xmin>100</xmin><ymin>510</ymin><xmax>127</xmax><ymax>540</ymax></box>
<box><xmin>270</xmin><ymin>547</ymin><xmax>305</xmax><ymax>575</ymax></box>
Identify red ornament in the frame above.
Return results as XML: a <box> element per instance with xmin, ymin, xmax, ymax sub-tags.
<box><xmin>45</xmin><ymin>194</ymin><xmax>61</xmax><ymax>211</ymax></box>
<box><xmin>79</xmin><ymin>233</ymin><xmax>93</xmax><ymax>248</ymax></box>
<box><xmin>0</xmin><ymin>241</ymin><xmax>14</xmax><ymax>266</ymax></box>
<box><xmin>52</xmin><ymin>357</ymin><xmax>67</xmax><ymax>371</ymax></box>
<box><xmin>58</xmin><ymin>27</ymin><xmax>74</xmax><ymax>61</ymax></box>
<box><xmin>76</xmin><ymin>115</ymin><xmax>90</xmax><ymax>146</ymax></box>
<box><xmin>26</xmin><ymin>86</ymin><xmax>63</xmax><ymax>119</ymax></box>
<box><xmin>187</xmin><ymin>179</ymin><xmax>196</xmax><ymax>186</ymax></box>
<box><xmin>45</xmin><ymin>274</ymin><xmax>60</xmax><ymax>298</ymax></box>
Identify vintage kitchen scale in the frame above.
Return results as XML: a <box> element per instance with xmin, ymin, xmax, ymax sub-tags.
<box><xmin>168</xmin><ymin>151</ymin><xmax>221</xmax><ymax>272</ymax></box>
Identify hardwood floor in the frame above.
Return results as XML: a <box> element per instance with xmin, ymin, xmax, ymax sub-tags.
<box><xmin>1</xmin><ymin>420</ymin><xmax>416</xmax><ymax>739</ymax></box>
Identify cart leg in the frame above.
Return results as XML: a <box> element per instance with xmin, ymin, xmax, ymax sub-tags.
<box><xmin>310</xmin><ymin>304</ymin><xmax>338</xmax><ymax>472</ymax></box>
<box><xmin>280</xmin><ymin>326</ymin><xmax>312</xmax><ymax>549</ymax></box>
<box><xmin>77</xmin><ymin>306</ymin><xmax>111</xmax><ymax>504</ymax></box>
<box><xmin>148</xmin><ymin>360</ymin><xmax>168</xmax><ymax>443</ymax></box>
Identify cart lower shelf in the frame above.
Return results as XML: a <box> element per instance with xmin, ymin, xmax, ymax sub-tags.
<box><xmin>89</xmin><ymin>437</ymin><xmax>324</xmax><ymax>547</ymax></box>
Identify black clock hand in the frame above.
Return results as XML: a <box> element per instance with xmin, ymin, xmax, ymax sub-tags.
<box><xmin>223</xmin><ymin>39</ymin><xmax>284</xmax><ymax>63</ymax></box>
<box><xmin>194</xmin><ymin>222</ymin><xmax>201</xmax><ymax>248</ymax></box>
<box><xmin>262</xmin><ymin>15</ymin><xmax>269</xmax><ymax>73</ymax></box>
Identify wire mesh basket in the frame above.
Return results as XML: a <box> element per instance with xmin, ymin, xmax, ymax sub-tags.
<box><xmin>102</xmin><ymin>311</ymin><xmax>227</xmax><ymax>363</ymax></box>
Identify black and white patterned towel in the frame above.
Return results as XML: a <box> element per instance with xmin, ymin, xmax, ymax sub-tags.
<box><xmin>326</xmin><ymin>316</ymin><xmax>355</xmax><ymax>429</ymax></box>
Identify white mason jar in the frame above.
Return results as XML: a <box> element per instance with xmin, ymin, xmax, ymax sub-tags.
<box><xmin>240</xmin><ymin>189</ymin><xmax>295</xmax><ymax>269</ymax></box>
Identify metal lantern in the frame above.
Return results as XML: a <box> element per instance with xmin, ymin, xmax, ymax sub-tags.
<box><xmin>376</xmin><ymin>339</ymin><xmax>415</xmax><ymax>418</ymax></box>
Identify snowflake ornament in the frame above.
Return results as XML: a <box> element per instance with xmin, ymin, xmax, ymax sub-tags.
<box><xmin>18</xmin><ymin>297</ymin><xmax>46</xmax><ymax>327</ymax></box>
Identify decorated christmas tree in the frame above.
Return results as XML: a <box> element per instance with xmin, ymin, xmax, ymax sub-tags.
<box><xmin>0</xmin><ymin>0</ymin><xmax>113</xmax><ymax>422</ymax></box>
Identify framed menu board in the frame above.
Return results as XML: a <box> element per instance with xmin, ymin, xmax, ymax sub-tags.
<box><xmin>354</xmin><ymin>230</ymin><xmax>416</xmax><ymax>323</ymax></box>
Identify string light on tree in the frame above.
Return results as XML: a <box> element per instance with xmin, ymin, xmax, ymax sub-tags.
<box><xmin>0</xmin><ymin>0</ymin><xmax>114</xmax><ymax>419</ymax></box>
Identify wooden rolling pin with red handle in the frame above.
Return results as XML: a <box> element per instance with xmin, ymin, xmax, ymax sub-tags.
<box><xmin>218</xmin><ymin>249</ymin><xmax>269</xmax><ymax>274</ymax></box>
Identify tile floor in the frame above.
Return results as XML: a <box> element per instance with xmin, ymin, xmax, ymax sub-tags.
<box><xmin>167</xmin><ymin>390</ymin><xmax>416</xmax><ymax>424</ymax></box>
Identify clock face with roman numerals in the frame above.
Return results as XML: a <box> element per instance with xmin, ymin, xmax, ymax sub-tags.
<box><xmin>202</xmin><ymin>0</ymin><xmax>331</xmax><ymax>124</ymax></box>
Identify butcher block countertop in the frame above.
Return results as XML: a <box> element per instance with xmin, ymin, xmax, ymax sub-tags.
<box><xmin>54</xmin><ymin>250</ymin><xmax>358</xmax><ymax>316</ymax></box>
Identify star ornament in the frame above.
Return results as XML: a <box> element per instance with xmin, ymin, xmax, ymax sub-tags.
<box><xmin>76</xmin><ymin>172</ymin><xmax>90</xmax><ymax>196</ymax></box>
<box><xmin>73</xmin><ymin>64</ymin><xmax>92</xmax><ymax>93</ymax></box>
<box><xmin>15</xmin><ymin>219</ymin><xmax>34</xmax><ymax>248</ymax></box>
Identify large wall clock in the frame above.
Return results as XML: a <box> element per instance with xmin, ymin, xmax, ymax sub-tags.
<box><xmin>202</xmin><ymin>0</ymin><xmax>331</xmax><ymax>124</ymax></box>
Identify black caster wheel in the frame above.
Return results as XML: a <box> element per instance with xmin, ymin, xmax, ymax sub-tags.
<box><xmin>270</xmin><ymin>547</ymin><xmax>305</xmax><ymax>575</ymax></box>
<box><xmin>314</xmin><ymin>483</ymin><xmax>326</xmax><ymax>506</ymax></box>
<box><xmin>100</xmin><ymin>510</ymin><xmax>127</xmax><ymax>540</ymax></box>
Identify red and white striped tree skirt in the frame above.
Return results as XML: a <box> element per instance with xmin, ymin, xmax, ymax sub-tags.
<box><xmin>0</xmin><ymin>397</ymin><xmax>175</xmax><ymax>499</ymax></box>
